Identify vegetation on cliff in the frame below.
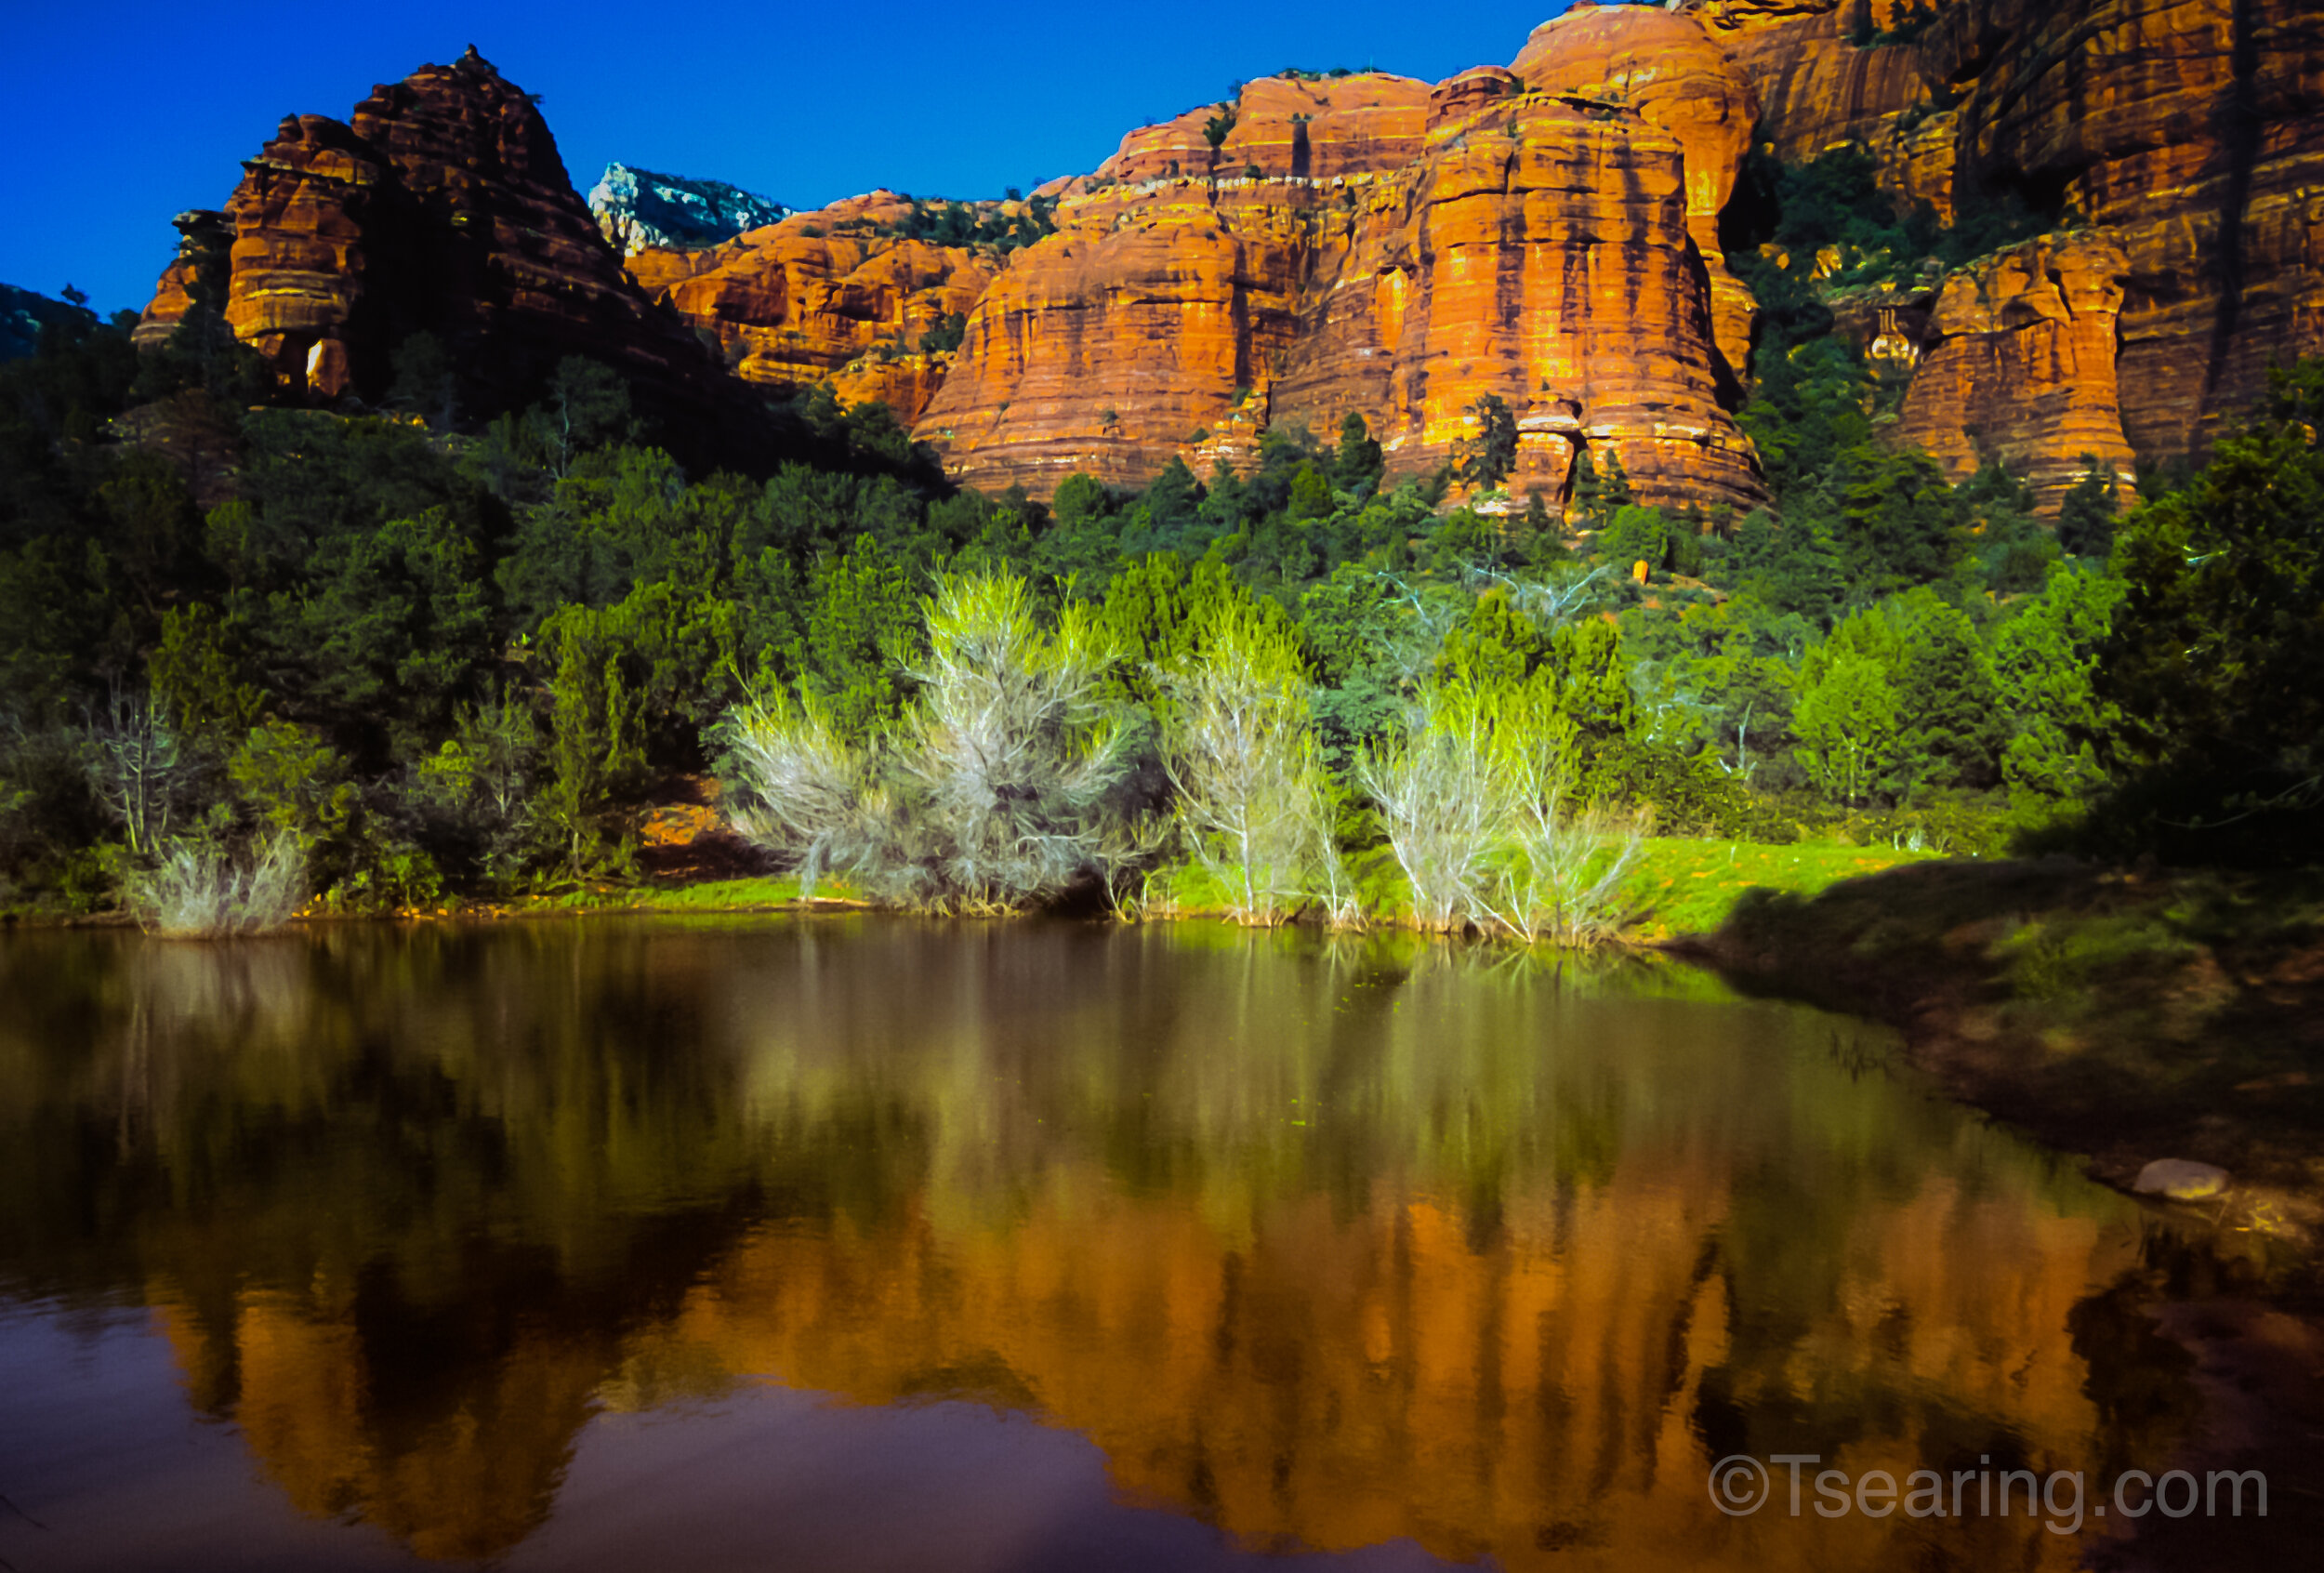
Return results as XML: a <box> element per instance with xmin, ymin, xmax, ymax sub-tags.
<box><xmin>5</xmin><ymin>253</ymin><xmax>2317</xmax><ymax>929</ymax></box>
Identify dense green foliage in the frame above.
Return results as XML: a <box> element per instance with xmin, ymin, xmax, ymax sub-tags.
<box><xmin>3</xmin><ymin>234</ymin><xmax>2317</xmax><ymax>920</ymax></box>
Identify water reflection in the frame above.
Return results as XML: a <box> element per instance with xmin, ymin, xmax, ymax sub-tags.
<box><xmin>0</xmin><ymin>919</ymin><xmax>2198</xmax><ymax>1569</ymax></box>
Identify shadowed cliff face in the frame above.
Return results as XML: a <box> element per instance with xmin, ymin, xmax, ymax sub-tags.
<box><xmin>135</xmin><ymin>48</ymin><xmax>724</xmax><ymax>421</ymax></box>
<box><xmin>1710</xmin><ymin>0</ymin><xmax>2324</xmax><ymax>491</ymax></box>
<box><xmin>0</xmin><ymin>922</ymin><xmax>2209</xmax><ymax>1569</ymax></box>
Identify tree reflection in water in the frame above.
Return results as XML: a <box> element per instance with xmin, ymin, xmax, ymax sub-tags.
<box><xmin>0</xmin><ymin>919</ymin><xmax>2202</xmax><ymax>1568</ymax></box>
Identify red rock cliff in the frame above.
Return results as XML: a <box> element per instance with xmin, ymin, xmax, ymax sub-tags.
<box><xmin>917</xmin><ymin>13</ymin><xmax>1770</xmax><ymax>515</ymax></box>
<box><xmin>136</xmin><ymin>7</ymin><xmax>2324</xmax><ymax>514</ymax></box>
<box><xmin>1706</xmin><ymin>0</ymin><xmax>2324</xmax><ymax>495</ymax></box>
<box><xmin>624</xmin><ymin>193</ymin><xmax>997</xmax><ymax>426</ymax></box>
<box><xmin>138</xmin><ymin>47</ymin><xmax>720</xmax><ymax>415</ymax></box>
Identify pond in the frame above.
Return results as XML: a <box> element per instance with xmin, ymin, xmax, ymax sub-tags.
<box><xmin>0</xmin><ymin>917</ymin><xmax>2200</xmax><ymax>1571</ymax></box>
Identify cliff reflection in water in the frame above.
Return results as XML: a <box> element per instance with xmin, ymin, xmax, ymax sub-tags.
<box><xmin>0</xmin><ymin>919</ymin><xmax>2195</xmax><ymax>1568</ymax></box>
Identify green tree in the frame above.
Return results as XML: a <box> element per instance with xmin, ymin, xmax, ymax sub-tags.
<box><xmin>786</xmin><ymin>535</ymin><xmax>923</xmax><ymax>736</ymax></box>
<box><xmin>2055</xmin><ymin>455</ymin><xmax>2119</xmax><ymax>559</ymax></box>
<box><xmin>537</xmin><ymin>358</ymin><xmax>637</xmax><ymax>476</ymax></box>
<box><xmin>2090</xmin><ymin>360</ymin><xmax>2324</xmax><ymax>851</ymax></box>
<box><xmin>1596</xmin><ymin>505</ymin><xmax>1670</xmax><ymax>573</ymax></box>
<box><xmin>1992</xmin><ymin>563</ymin><xmax>2122</xmax><ymax>813</ymax></box>
<box><xmin>150</xmin><ymin>604</ymin><xmax>267</xmax><ymax>746</ymax></box>
<box><xmin>1038</xmin><ymin>472</ymin><xmax>1119</xmax><ymax>589</ymax></box>
<box><xmin>297</xmin><ymin>507</ymin><xmax>495</xmax><ymax>754</ymax></box>
<box><xmin>1331</xmin><ymin>411</ymin><xmax>1385</xmax><ymax>497</ymax></box>
<box><xmin>535</xmin><ymin>608</ymin><xmax>650</xmax><ymax>879</ymax></box>
<box><xmin>1792</xmin><ymin>653</ymin><xmax>1900</xmax><ymax>806</ymax></box>
<box><xmin>1287</xmin><ymin>462</ymin><xmax>1335</xmax><ymax>522</ymax></box>
<box><xmin>1457</xmin><ymin>394</ymin><xmax>1519</xmax><ymax>490</ymax></box>
<box><xmin>1814</xmin><ymin>588</ymin><xmax>2004</xmax><ymax>795</ymax></box>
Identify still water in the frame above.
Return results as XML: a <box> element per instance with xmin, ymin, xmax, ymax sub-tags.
<box><xmin>0</xmin><ymin>918</ymin><xmax>2197</xmax><ymax>1571</ymax></box>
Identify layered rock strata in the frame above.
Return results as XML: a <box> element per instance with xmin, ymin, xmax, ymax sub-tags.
<box><xmin>130</xmin><ymin>210</ymin><xmax>232</xmax><ymax>353</ymax></box>
<box><xmin>1707</xmin><ymin>0</ymin><xmax>2324</xmax><ymax>487</ymax></box>
<box><xmin>1892</xmin><ymin>232</ymin><xmax>2139</xmax><ymax>506</ymax></box>
<box><xmin>917</xmin><ymin>11</ymin><xmax>1769</xmax><ymax>513</ymax></box>
<box><xmin>622</xmin><ymin>192</ymin><xmax>996</xmax><ymax>425</ymax></box>
<box><xmin>136</xmin><ymin>47</ymin><xmax>720</xmax><ymax>414</ymax></box>
<box><xmin>134</xmin><ymin>5</ymin><xmax>2324</xmax><ymax>517</ymax></box>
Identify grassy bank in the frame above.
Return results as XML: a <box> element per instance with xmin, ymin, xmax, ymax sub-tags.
<box><xmin>1682</xmin><ymin>856</ymin><xmax>2324</xmax><ymax>1241</ymax></box>
<box><xmin>1136</xmin><ymin>835</ymin><xmax>1941</xmax><ymax>933</ymax></box>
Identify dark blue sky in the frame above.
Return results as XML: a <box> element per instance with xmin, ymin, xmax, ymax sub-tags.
<box><xmin>1</xmin><ymin>1</ymin><xmax>1575</xmax><ymax>316</ymax></box>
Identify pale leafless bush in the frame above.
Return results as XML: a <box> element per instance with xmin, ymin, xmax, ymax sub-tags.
<box><xmin>723</xmin><ymin>691</ymin><xmax>881</xmax><ymax>896</ymax></box>
<box><xmin>1364</xmin><ymin>682</ymin><xmax>1644</xmax><ymax>945</ymax></box>
<box><xmin>1358</xmin><ymin>685</ymin><xmax>1507</xmax><ymax>932</ymax></box>
<box><xmin>1158</xmin><ymin>604</ymin><xmax>1338</xmax><ymax>924</ymax></box>
<box><xmin>130</xmin><ymin>833</ymin><xmax>308</xmax><ymax>937</ymax></box>
<box><xmin>85</xmin><ymin>691</ymin><xmax>190</xmax><ymax>858</ymax></box>
<box><xmin>724</xmin><ymin>573</ymin><xmax>1143</xmax><ymax>911</ymax></box>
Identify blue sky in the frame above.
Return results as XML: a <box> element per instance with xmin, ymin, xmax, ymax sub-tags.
<box><xmin>1</xmin><ymin>1</ymin><xmax>1574</xmax><ymax>316</ymax></box>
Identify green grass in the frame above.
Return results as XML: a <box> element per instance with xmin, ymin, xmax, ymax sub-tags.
<box><xmin>1142</xmin><ymin>836</ymin><xmax>1938</xmax><ymax>939</ymax></box>
<box><xmin>511</xmin><ymin>873</ymin><xmax>841</xmax><ymax>914</ymax></box>
<box><xmin>1618</xmin><ymin>837</ymin><xmax>1946</xmax><ymax>940</ymax></box>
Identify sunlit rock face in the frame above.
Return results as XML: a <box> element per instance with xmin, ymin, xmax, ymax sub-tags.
<box><xmin>623</xmin><ymin>192</ymin><xmax>997</xmax><ymax>425</ymax></box>
<box><xmin>131</xmin><ymin>209</ymin><xmax>231</xmax><ymax>353</ymax></box>
<box><xmin>1512</xmin><ymin>5</ymin><xmax>1763</xmax><ymax>383</ymax></box>
<box><xmin>921</xmin><ymin>11</ymin><xmax>1770</xmax><ymax>514</ymax></box>
<box><xmin>1707</xmin><ymin>0</ymin><xmax>2324</xmax><ymax>490</ymax></box>
<box><xmin>1895</xmin><ymin>233</ymin><xmax>2141</xmax><ymax>507</ymax></box>
<box><xmin>130</xmin><ymin>6</ymin><xmax>2324</xmax><ymax>509</ymax></box>
<box><xmin>587</xmin><ymin>163</ymin><xmax>787</xmax><ymax>256</ymax></box>
<box><xmin>133</xmin><ymin>47</ymin><xmax>721</xmax><ymax>412</ymax></box>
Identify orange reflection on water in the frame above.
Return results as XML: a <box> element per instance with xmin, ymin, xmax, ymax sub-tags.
<box><xmin>5</xmin><ymin>922</ymin><xmax>2176</xmax><ymax>1569</ymax></box>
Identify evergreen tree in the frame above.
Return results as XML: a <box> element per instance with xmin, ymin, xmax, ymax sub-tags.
<box><xmin>1597</xmin><ymin>448</ymin><xmax>1633</xmax><ymax>517</ymax></box>
<box><xmin>2055</xmin><ymin>455</ymin><xmax>2119</xmax><ymax>559</ymax></box>
<box><xmin>2091</xmin><ymin>359</ymin><xmax>2324</xmax><ymax>853</ymax></box>
<box><xmin>1568</xmin><ymin>446</ymin><xmax>1599</xmax><ymax>529</ymax></box>
<box><xmin>1793</xmin><ymin>653</ymin><xmax>1900</xmax><ymax>806</ymax></box>
<box><xmin>1331</xmin><ymin>411</ymin><xmax>1385</xmax><ymax>496</ymax></box>
<box><xmin>1992</xmin><ymin>563</ymin><xmax>2122</xmax><ymax>813</ymax></box>
<box><xmin>1456</xmin><ymin>395</ymin><xmax>1519</xmax><ymax>490</ymax></box>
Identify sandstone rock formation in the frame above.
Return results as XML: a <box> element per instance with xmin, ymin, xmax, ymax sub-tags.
<box><xmin>1511</xmin><ymin>6</ymin><xmax>1762</xmax><ymax>380</ymax></box>
<box><xmin>918</xmin><ymin>12</ymin><xmax>1770</xmax><ymax>514</ymax></box>
<box><xmin>133</xmin><ymin>5</ymin><xmax>2324</xmax><ymax>518</ymax></box>
<box><xmin>136</xmin><ymin>47</ymin><xmax>722</xmax><ymax>416</ymax></box>
<box><xmin>1099</xmin><ymin>72</ymin><xmax>1433</xmax><ymax>185</ymax></box>
<box><xmin>131</xmin><ymin>210</ymin><xmax>233</xmax><ymax>353</ymax></box>
<box><xmin>1893</xmin><ymin>232</ymin><xmax>2139</xmax><ymax>506</ymax></box>
<box><xmin>1705</xmin><ymin>0</ymin><xmax>2324</xmax><ymax>496</ymax></box>
<box><xmin>621</xmin><ymin>192</ymin><xmax>996</xmax><ymax>425</ymax></box>
<box><xmin>588</xmin><ymin>164</ymin><xmax>787</xmax><ymax>256</ymax></box>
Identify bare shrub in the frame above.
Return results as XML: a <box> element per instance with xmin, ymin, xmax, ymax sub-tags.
<box><xmin>84</xmin><ymin>691</ymin><xmax>190</xmax><ymax>858</ymax></box>
<box><xmin>1358</xmin><ymin>684</ymin><xmax>1507</xmax><ymax>932</ymax></box>
<box><xmin>130</xmin><ymin>834</ymin><xmax>308</xmax><ymax>937</ymax></box>
<box><xmin>723</xmin><ymin>691</ymin><xmax>881</xmax><ymax>896</ymax></box>
<box><xmin>1158</xmin><ymin>603</ymin><xmax>1336</xmax><ymax>924</ymax></box>
<box><xmin>1481</xmin><ymin>714</ymin><xmax>1648</xmax><ymax>945</ymax></box>
<box><xmin>723</xmin><ymin>572</ymin><xmax>1143</xmax><ymax>912</ymax></box>
<box><xmin>1364</xmin><ymin>681</ymin><xmax>1644</xmax><ymax>945</ymax></box>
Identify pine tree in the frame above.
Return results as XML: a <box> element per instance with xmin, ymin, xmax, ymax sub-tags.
<box><xmin>1456</xmin><ymin>395</ymin><xmax>1519</xmax><ymax>490</ymax></box>
<box><xmin>2055</xmin><ymin>455</ymin><xmax>2119</xmax><ymax>558</ymax></box>
<box><xmin>1332</xmin><ymin>410</ymin><xmax>1384</xmax><ymax>496</ymax></box>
